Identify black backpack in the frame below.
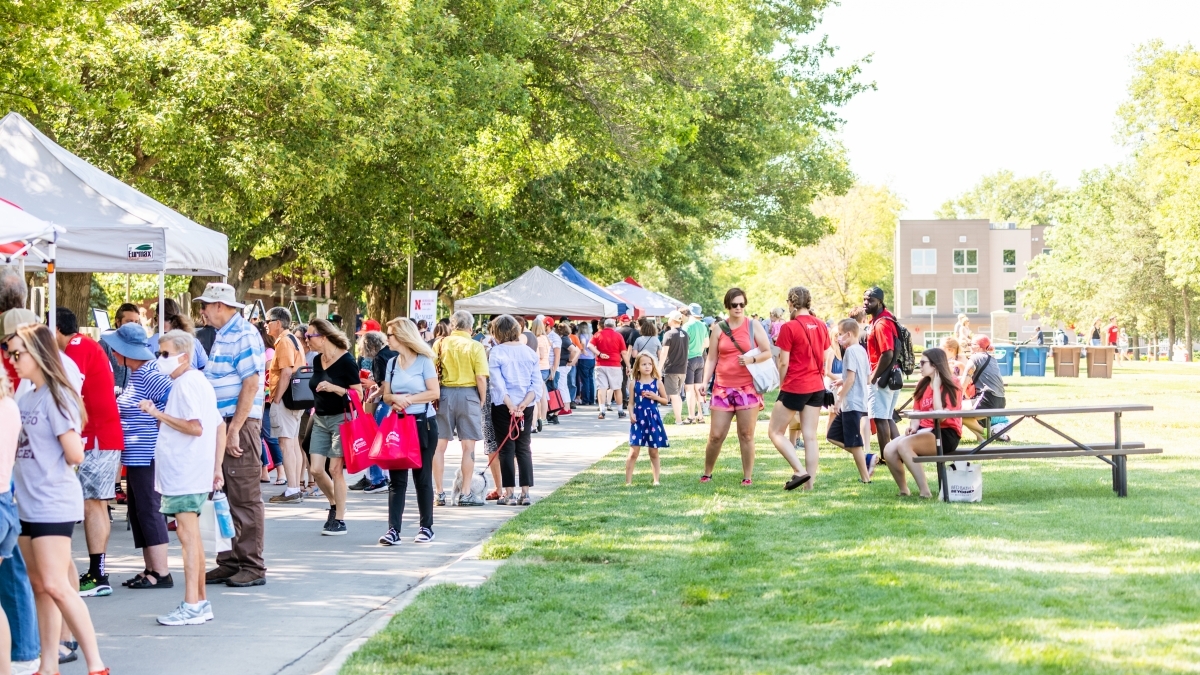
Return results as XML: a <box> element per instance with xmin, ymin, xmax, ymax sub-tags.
<box><xmin>878</xmin><ymin>315</ymin><xmax>915</xmax><ymax>376</ymax></box>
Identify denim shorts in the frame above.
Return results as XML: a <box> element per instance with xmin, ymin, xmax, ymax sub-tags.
<box><xmin>868</xmin><ymin>383</ymin><xmax>901</xmax><ymax>420</ymax></box>
<box><xmin>0</xmin><ymin>492</ymin><xmax>17</xmax><ymax>559</ymax></box>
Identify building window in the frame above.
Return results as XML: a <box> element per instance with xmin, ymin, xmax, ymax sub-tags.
<box><xmin>924</xmin><ymin>331</ymin><xmax>951</xmax><ymax>349</ymax></box>
<box><xmin>911</xmin><ymin>289</ymin><xmax>936</xmax><ymax>314</ymax></box>
<box><xmin>953</xmin><ymin>249</ymin><xmax>978</xmax><ymax>274</ymax></box>
<box><xmin>1009</xmin><ymin>331</ymin><xmax>1018</xmax><ymax>342</ymax></box>
<box><xmin>1003</xmin><ymin>289</ymin><xmax>1017</xmax><ymax>312</ymax></box>
<box><xmin>953</xmin><ymin>288</ymin><xmax>978</xmax><ymax>314</ymax></box>
<box><xmin>1041</xmin><ymin>247</ymin><xmax>1051</xmax><ymax>256</ymax></box>
<box><xmin>1003</xmin><ymin>249</ymin><xmax>1016</xmax><ymax>273</ymax></box>
<box><xmin>911</xmin><ymin>249</ymin><xmax>936</xmax><ymax>274</ymax></box>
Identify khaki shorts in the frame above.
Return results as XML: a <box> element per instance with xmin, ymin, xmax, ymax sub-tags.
<box><xmin>663</xmin><ymin>373</ymin><xmax>684</xmax><ymax>397</ymax></box>
<box><xmin>309</xmin><ymin>414</ymin><xmax>344</xmax><ymax>458</ymax></box>
<box><xmin>595</xmin><ymin>366</ymin><xmax>623</xmax><ymax>390</ymax></box>
<box><xmin>271</xmin><ymin>405</ymin><xmax>303</xmax><ymax>439</ymax></box>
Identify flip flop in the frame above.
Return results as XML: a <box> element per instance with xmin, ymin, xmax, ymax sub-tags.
<box><xmin>784</xmin><ymin>473</ymin><xmax>811</xmax><ymax>491</ymax></box>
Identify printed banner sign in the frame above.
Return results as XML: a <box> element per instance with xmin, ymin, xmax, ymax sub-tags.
<box><xmin>410</xmin><ymin>291</ymin><xmax>438</xmax><ymax>326</ymax></box>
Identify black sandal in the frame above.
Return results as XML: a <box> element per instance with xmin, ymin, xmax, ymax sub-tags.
<box><xmin>122</xmin><ymin>570</ymin><xmax>150</xmax><ymax>587</ymax></box>
<box><xmin>58</xmin><ymin>640</ymin><xmax>78</xmax><ymax>664</ymax></box>
<box><xmin>128</xmin><ymin>571</ymin><xmax>174</xmax><ymax>589</ymax></box>
<box><xmin>784</xmin><ymin>473</ymin><xmax>812</xmax><ymax>491</ymax></box>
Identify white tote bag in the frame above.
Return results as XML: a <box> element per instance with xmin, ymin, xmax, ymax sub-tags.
<box><xmin>943</xmin><ymin>462</ymin><xmax>983</xmax><ymax>502</ymax></box>
<box><xmin>199</xmin><ymin>499</ymin><xmax>232</xmax><ymax>554</ymax></box>
<box><xmin>740</xmin><ymin>347</ymin><xmax>781</xmax><ymax>394</ymax></box>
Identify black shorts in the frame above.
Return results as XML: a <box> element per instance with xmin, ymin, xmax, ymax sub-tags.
<box><xmin>684</xmin><ymin>356</ymin><xmax>704</xmax><ymax>385</ymax></box>
<box><xmin>20</xmin><ymin>520</ymin><xmax>75</xmax><ymax>539</ymax></box>
<box><xmin>827</xmin><ymin>410</ymin><xmax>865</xmax><ymax>448</ymax></box>
<box><xmin>779</xmin><ymin>390</ymin><xmax>825</xmax><ymax>411</ymax></box>
<box><xmin>926</xmin><ymin>427</ymin><xmax>962</xmax><ymax>454</ymax></box>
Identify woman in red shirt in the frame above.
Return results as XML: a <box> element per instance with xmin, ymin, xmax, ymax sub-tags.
<box><xmin>766</xmin><ymin>287</ymin><xmax>832</xmax><ymax>491</ymax></box>
<box><xmin>882</xmin><ymin>347</ymin><xmax>962</xmax><ymax>498</ymax></box>
<box><xmin>699</xmin><ymin>288</ymin><xmax>774</xmax><ymax>486</ymax></box>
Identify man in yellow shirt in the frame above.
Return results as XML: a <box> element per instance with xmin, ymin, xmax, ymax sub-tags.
<box><xmin>433</xmin><ymin>310</ymin><xmax>490</xmax><ymax>506</ymax></box>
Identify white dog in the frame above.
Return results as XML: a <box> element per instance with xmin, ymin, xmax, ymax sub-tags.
<box><xmin>451</xmin><ymin>468</ymin><xmax>488</xmax><ymax>506</ymax></box>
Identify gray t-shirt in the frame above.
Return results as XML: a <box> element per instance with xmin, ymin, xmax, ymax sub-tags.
<box><xmin>15</xmin><ymin>385</ymin><xmax>84</xmax><ymax>523</ymax></box>
<box><xmin>841</xmin><ymin>344</ymin><xmax>871</xmax><ymax>413</ymax></box>
<box><xmin>632</xmin><ymin>335</ymin><xmax>661</xmax><ymax>356</ymax></box>
<box><xmin>970</xmin><ymin>353</ymin><xmax>1005</xmax><ymax>397</ymax></box>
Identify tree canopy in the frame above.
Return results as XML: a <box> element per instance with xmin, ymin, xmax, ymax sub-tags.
<box><xmin>935</xmin><ymin>170</ymin><xmax>1064</xmax><ymax>226</ymax></box>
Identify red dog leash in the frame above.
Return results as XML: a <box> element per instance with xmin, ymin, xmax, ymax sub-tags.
<box><xmin>487</xmin><ymin>413</ymin><xmax>524</xmax><ymax>468</ymax></box>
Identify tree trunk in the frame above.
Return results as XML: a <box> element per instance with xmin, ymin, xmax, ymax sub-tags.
<box><xmin>333</xmin><ymin>264</ymin><xmax>360</xmax><ymax>333</ymax></box>
<box><xmin>56</xmin><ymin>272</ymin><xmax>92</xmax><ymax>323</ymax></box>
<box><xmin>387</xmin><ymin>283</ymin><xmax>406</xmax><ymax>322</ymax></box>
<box><xmin>1168</xmin><ymin>316</ymin><xmax>1176</xmax><ymax>359</ymax></box>
<box><xmin>1184</xmin><ymin>286</ymin><xmax>1193</xmax><ymax>362</ymax></box>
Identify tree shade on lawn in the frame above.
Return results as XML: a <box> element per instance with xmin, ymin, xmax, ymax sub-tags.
<box><xmin>344</xmin><ymin>362</ymin><xmax>1199</xmax><ymax>674</ymax></box>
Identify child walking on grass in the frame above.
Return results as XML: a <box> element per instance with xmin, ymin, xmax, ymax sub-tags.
<box><xmin>827</xmin><ymin>318</ymin><xmax>876</xmax><ymax>482</ymax></box>
<box><xmin>626</xmin><ymin>353</ymin><xmax>670</xmax><ymax>485</ymax></box>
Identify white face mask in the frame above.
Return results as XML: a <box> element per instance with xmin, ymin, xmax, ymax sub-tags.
<box><xmin>157</xmin><ymin>353</ymin><xmax>184</xmax><ymax>373</ymax></box>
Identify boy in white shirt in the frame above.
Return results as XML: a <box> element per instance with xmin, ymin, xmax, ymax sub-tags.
<box><xmin>827</xmin><ymin>319</ymin><xmax>876</xmax><ymax>482</ymax></box>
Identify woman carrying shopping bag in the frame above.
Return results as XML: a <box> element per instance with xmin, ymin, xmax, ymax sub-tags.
<box><xmin>305</xmin><ymin>319</ymin><xmax>362</xmax><ymax>536</ymax></box>
<box><xmin>376</xmin><ymin>319</ymin><xmax>441</xmax><ymax>546</ymax></box>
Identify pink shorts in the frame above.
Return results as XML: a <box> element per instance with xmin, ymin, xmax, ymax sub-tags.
<box><xmin>710</xmin><ymin>384</ymin><xmax>763</xmax><ymax>411</ymax></box>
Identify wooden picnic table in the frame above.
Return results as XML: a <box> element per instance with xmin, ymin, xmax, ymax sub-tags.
<box><xmin>900</xmin><ymin>404</ymin><xmax>1158</xmax><ymax>499</ymax></box>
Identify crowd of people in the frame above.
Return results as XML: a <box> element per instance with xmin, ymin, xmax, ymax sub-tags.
<box><xmin>0</xmin><ymin>259</ymin><xmax>1017</xmax><ymax>674</ymax></box>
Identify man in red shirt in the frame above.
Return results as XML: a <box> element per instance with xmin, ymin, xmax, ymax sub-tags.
<box><xmin>863</xmin><ymin>287</ymin><xmax>901</xmax><ymax>455</ymax></box>
<box><xmin>56</xmin><ymin>308</ymin><xmax>125</xmax><ymax>597</ymax></box>
<box><xmin>587</xmin><ymin>318</ymin><xmax>628</xmax><ymax>420</ymax></box>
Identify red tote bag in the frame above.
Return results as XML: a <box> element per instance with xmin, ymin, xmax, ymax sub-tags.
<box><xmin>546</xmin><ymin>387</ymin><xmax>565</xmax><ymax>415</ymax></box>
<box><xmin>340</xmin><ymin>389</ymin><xmax>378</xmax><ymax>474</ymax></box>
<box><xmin>369</xmin><ymin>410</ymin><xmax>423</xmax><ymax>471</ymax></box>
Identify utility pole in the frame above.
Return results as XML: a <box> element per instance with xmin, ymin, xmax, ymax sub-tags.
<box><xmin>406</xmin><ymin>222</ymin><xmax>413</xmax><ymax>319</ymax></box>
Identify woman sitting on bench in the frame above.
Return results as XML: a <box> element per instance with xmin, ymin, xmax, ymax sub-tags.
<box><xmin>883</xmin><ymin>347</ymin><xmax>963</xmax><ymax>498</ymax></box>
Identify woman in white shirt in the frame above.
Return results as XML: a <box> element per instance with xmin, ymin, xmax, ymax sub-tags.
<box><xmin>7</xmin><ymin>323</ymin><xmax>108</xmax><ymax>675</ymax></box>
<box><xmin>142</xmin><ymin>330</ymin><xmax>226</xmax><ymax>626</ymax></box>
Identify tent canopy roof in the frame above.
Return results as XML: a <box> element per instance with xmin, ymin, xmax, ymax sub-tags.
<box><xmin>607</xmin><ymin>280</ymin><xmax>680</xmax><ymax>317</ymax></box>
<box><xmin>0</xmin><ymin>197</ymin><xmax>55</xmax><ymax>246</ymax></box>
<box><xmin>553</xmin><ymin>262</ymin><xmax>632</xmax><ymax>316</ymax></box>
<box><xmin>0</xmin><ymin>112</ymin><xmax>228</xmax><ymax>276</ymax></box>
<box><xmin>455</xmin><ymin>266</ymin><xmax>618</xmax><ymax>318</ymax></box>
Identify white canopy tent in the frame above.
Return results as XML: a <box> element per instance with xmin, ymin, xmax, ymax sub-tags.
<box><xmin>606</xmin><ymin>280</ymin><xmax>680</xmax><ymax>317</ymax></box>
<box><xmin>0</xmin><ymin>198</ymin><xmax>56</xmax><ymax>243</ymax></box>
<box><xmin>455</xmin><ymin>266</ymin><xmax>618</xmax><ymax>318</ymax></box>
<box><xmin>0</xmin><ymin>112</ymin><xmax>229</xmax><ymax>332</ymax></box>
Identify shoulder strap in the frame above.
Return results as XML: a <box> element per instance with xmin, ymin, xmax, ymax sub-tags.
<box><xmin>387</xmin><ymin>356</ymin><xmax>397</xmax><ymax>382</ymax></box>
<box><xmin>718</xmin><ymin>321</ymin><xmax>747</xmax><ymax>354</ymax></box>
<box><xmin>971</xmin><ymin>354</ymin><xmax>992</xmax><ymax>389</ymax></box>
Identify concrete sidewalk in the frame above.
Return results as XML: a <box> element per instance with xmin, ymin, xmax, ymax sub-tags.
<box><xmin>65</xmin><ymin>409</ymin><xmax>626</xmax><ymax>675</ymax></box>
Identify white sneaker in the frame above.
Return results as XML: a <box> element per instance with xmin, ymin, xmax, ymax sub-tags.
<box><xmin>200</xmin><ymin>599</ymin><xmax>214</xmax><ymax>622</ymax></box>
<box><xmin>157</xmin><ymin>601</ymin><xmax>208</xmax><ymax>626</ymax></box>
<box><xmin>11</xmin><ymin>659</ymin><xmax>39</xmax><ymax>675</ymax></box>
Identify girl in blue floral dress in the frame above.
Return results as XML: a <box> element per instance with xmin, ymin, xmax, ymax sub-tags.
<box><xmin>626</xmin><ymin>352</ymin><xmax>670</xmax><ymax>485</ymax></box>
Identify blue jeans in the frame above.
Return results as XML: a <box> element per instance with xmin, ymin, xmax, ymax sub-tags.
<box><xmin>260</xmin><ymin>405</ymin><xmax>283</xmax><ymax>468</ymax></box>
<box><xmin>576</xmin><ymin>360</ymin><xmax>596</xmax><ymax>405</ymax></box>
<box><xmin>367</xmin><ymin>405</ymin><xmax>387</xmax><ymax>484</ymax></box>
<box><xmin>0</xmin><ymin>493</ymin><xmax>38</xmax><ymax>661</ymax></box>
<box><xmin>566</xmin><ymin>365</ymin><xmax>578</xmax><ymax>402</ymax></box>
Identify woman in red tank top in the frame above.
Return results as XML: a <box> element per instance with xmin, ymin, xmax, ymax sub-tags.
<box><xmin>699</xmin><ymin>288</ymin><xmax>775</xmax><ymax>486</ymax></box>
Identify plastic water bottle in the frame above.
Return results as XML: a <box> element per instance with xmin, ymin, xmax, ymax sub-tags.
<box><xmin>213</xmin><ymin>491</ymin><xmax>236</xmax><ymax>539</ymax></box>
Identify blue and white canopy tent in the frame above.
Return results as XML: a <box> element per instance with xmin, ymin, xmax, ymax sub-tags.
<box><xmin>553</xmin><ymin>261</ymin><xmax>633</xmax><ymax>317</ymax></box>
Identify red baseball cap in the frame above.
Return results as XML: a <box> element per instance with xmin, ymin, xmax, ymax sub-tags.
<box><xmin>543</xmin><ymin>316</ymin><xmax>555</xmax><ymax>327</ymax></box>
<box><xmin>356</xmin><ymin>318</ymin><xmax>381</xmax><ymax>335</ymax></box>
<box><xmin>973</xmin><ymin>335</ymin><xmax>992</xmax><ymax>351</ymax></box>
<box><xmin>618</xmin><ymin>314</ymin><xmax>631</xmax><ymax>322</ymax></box>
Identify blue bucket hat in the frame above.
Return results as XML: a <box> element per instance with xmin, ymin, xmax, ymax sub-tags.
<box><xmin>102</xmin><ymin>323</ymin><xmax>154</xmax><ymax>361</ymax></box>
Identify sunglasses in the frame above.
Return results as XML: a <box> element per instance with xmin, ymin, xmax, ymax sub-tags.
<box><xmin>728</xmin><ymin>302</ymin><xmax>746</xmax><ymax>309</ymax></box>
<box><xmin>155</xmin><ymin>351</ymin><xmax>181</xmax><ymax>359</ymax></box>
<box><xmin>305</xmin><ymin>333</ymin><xmax>322</xmax><ymax>339</ymax></box>
<box><xmin>919</xmin><ymin>359</ymin><xmax>930</xmax><ymax>366</ymax></box>
<box><xmin>6</xmin><ymin>349</ymin><xmax>23</xmax><ymax>362</ymax></box>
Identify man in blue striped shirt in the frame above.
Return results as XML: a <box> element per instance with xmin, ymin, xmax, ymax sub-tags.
<box><xmin>196</xmin><ymin>283</ymin><xmax>267</xmax><ymax>588</ymax></box>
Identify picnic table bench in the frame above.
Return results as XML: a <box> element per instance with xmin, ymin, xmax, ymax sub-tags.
<box><xmin>899</xmin><ymin>404</ymin><xmax>1159</xmax><ymax>499</ymax></box>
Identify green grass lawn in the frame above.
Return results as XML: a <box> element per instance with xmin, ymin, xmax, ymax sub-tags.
<box><xmin>344</xmin><ymin>362</ymin><xmax>1200</xmax><ymax>674</ymax></box>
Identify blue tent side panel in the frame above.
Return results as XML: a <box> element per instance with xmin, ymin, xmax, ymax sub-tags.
<box><xmin>554</xmin><ymin>262</ymin><xmax>628</xmax><ymax>316</ymax></box>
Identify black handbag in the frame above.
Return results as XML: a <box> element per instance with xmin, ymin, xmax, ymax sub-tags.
<box><xmin>283</xmin><ymin>366</ymin><xmax>315</xmax><ymax>410</ymax></box>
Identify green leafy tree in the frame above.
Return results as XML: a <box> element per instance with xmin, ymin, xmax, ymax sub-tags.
<box><xmin>935</xmin><ymin>170</ymin><xmax>1065</xmax><ymax>226</ymax></box>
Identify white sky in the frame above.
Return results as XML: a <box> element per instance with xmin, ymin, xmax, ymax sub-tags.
<box><xmin>818</xmin><ymin>0</ymin><xmax>1200</xmax><ymax>218</ymax></box>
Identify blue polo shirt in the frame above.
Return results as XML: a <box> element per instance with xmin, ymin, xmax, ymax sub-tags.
<box><xmin>204</xmin><ymin>313</ymin><xmax>265</xmax><ymax>419</ymax></box>
<box><xmin>116</xmin><ymin>362</ymin><xmax>173</xmax><ymax>467</ymax></box>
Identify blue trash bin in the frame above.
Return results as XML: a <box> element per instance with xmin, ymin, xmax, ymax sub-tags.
<box><xmin>993</xmin><ymin>345</ymin><xmax>1016</xmax><ymax>377</ymax></box>
<box><xmin>1017</xmin><ymin>346</ymin><xmax>1048</xmax><ymax>377</ymax></box>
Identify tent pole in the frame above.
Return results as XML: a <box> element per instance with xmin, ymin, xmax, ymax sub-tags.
<box><xmin>158</xmin><ymin>271</ymin><xmax>166</xmax><ymax>334</ymax></box>
<box><xmin>47</xmin><ymin>237</ymin><xmax>56</xmax><ymax>332</ymax></box>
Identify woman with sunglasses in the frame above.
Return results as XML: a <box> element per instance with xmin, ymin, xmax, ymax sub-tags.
<box><xmin>305</xmin><ymin>319</ymin><xmax>362</xmax><ymax>535</ymax></box>
<box><xmin>8</xmin><ymin>324</ymin><xmax>109</xmax><ymax>674</ymax></box>
<box><xmin>700</xmin><ymin>288</ymin><xmax>775</xmax><ymax>485</ymax></box>
<box><xmin>377</xmin><ymin>318</ymin><xmax>440</xmax><ymax>545</ymax></box>
<box><xmin>882</xmin><ymin>347</ymin><xmax>963</xmax><ymax>498</ymax></box>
